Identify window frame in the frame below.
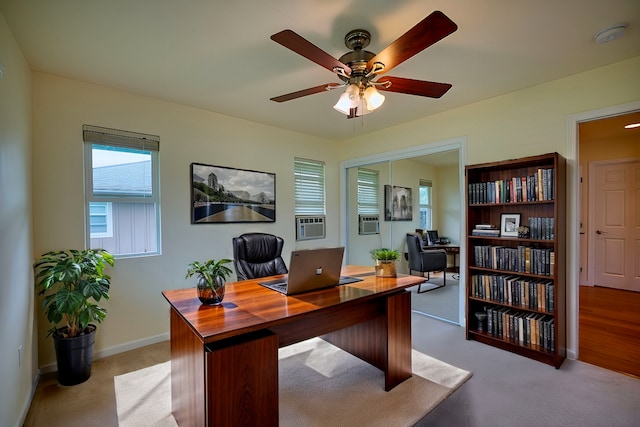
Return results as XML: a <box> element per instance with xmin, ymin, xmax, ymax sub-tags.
<box><xmin>83</xmin><ymin>125</ymin><xmax>161</xmax><ymax>258</ymax></box>
<box><xmin>419</xmin><ymin>179</ymin><xmax>433</xmax><ymax>231</ymax></box>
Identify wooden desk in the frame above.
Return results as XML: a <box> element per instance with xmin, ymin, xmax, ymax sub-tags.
<box><xmin>162</xmin><ymin>266</ymin><xmax>425</xmax><ymax>427</ymax></box>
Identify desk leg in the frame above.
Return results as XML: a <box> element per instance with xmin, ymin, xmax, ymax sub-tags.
<box><xmin>170</xmin><ymin>308</ymin><xmax>205</xmax><ymax>427</ymax></box>
<box><xmin>322</xmin><ymin>290</ymin><xmax>412</xmax><ymax>391</ymax></box>
<box><xmin>384</xmin><ymin>290</ymin><xmax>412</xmax><ymax>391</ymax></box>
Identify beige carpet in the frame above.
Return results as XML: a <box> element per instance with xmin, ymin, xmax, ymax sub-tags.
<box><xmin>115</xmin><ymin>337</ymin><xmax>471</xmax><ymax>427</ymax></box>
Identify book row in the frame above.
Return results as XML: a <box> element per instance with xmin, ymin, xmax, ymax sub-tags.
<box><xmin>527</xmin><ymin>217</ymin><xmax>555</xmax><ymax>240</ymax></box>
<box><xmin>484</xmin><ymin>305</ymin><xmax>555</xmax><ymax>352</ymax></box>
<box><xmin>468</xmin><ymin>168</ymin><xmax>555</xmax><ymax>205</ymax></box>
<box><xmin>473</xmin><ymin>245</ymin><xmax>555</xmax><ymax>276</ymax></box>
<box><xmin>470</xmin><ymin>273</ymin><xmax>555</xmax><ymax>312</ymax></box>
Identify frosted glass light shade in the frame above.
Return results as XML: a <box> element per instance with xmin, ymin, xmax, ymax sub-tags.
<box><xmin>363</xmin><ymin>86</ymin><xmax>385</xmax><ymax>111</ymax></box>
<box><xmin>333</xmin><ymin>84</ymin><xmax>360</xmax><ymax>115</ymax></box>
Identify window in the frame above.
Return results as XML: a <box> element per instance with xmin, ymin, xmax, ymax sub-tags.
<box><xmin>357</xmin><ymin>168</ymin><xmax>379</xmax><ymax>214</ymax></box>
<box><xmin>89</xmin><ymin>202</ymin><xmax>113</xmax><ymax>238</ymax></box>
<box><xmin>294</xmin><ymin>158</ymin><xmax>326</xmax><ymax>215</ymax></box>
<box><xmin>83</xmin><ymin>125</ymin><xmax>160</xmax><ymax>257</ymax></box>
<box><xmin>419</xmin><ymin>179</ymin><xmax>433</xmax><ymax>230</ymax></box>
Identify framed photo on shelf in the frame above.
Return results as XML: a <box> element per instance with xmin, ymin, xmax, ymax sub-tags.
<box><xmin>500</xmin><ymin>213</ymin><xmax>521</xmax><ymax>237</ymax></box>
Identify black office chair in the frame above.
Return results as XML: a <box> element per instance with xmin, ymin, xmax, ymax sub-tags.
<box><xmin>232</xmin><ymin>232</ymin><xmax>288</xmax><ymax>281</ymax></box>
<box><xmin>406</xmin><ymin>233</ymin><xmax>447</xmax><ymax>293</ymax></box>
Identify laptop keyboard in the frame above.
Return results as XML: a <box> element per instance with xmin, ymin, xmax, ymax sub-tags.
<box><xmin>338</xmin><ymin>276</ymin><xmax>363</xmax><ymax>285</ymax></box>
<box><xmin>258</xmin><ymin>276</ymin><xmax>362</xmax><ymax>293</ymax></box>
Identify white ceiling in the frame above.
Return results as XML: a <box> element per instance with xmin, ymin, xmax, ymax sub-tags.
<box><xmin>1</xmin><ymin>0</ymin><xmax>639</xmax><ymax>141</ymax></box>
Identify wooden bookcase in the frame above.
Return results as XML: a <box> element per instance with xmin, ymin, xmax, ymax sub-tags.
<box><xmin>465</xmin><ymin>153</ymin><xmax>566</xmax><ymax>368</ymax></box>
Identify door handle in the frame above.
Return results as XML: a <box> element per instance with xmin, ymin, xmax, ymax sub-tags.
<box><xmin>596</xmin><ymin>230</ymin><xmax>607</xmax><ymax>235</ymax></box>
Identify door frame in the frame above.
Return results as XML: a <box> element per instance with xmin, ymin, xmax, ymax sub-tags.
<box><xmin>565</xmin><ymin>100</ymin><xmax>640</xmax><ymax>360</ymax></box>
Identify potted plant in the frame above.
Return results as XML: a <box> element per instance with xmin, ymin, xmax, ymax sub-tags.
<box><xmin>33</xmin><ymin>248</ymin><xmax>115</xmax><ymax>386</ymax></box>
<box><xmin>370</xmin><ymin>248</ymin><xmax>400</xmax><ymax>277</ymax></box>
<box><xmin>186</xmin><ymin>258</ymin><xmax>233</xmax><ymax>305</ymax></box>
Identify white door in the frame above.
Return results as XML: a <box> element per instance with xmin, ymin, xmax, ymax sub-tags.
<box><xmin>590</xmin><ymin>159</ymin><xmax>640</xmax><ymax>292</ymax></box>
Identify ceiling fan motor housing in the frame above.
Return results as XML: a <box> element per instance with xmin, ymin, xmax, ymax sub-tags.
<box><xmin>338</xmin><ymin>29</ymin><xmax>378</xmax><ymax>87</ymax></box>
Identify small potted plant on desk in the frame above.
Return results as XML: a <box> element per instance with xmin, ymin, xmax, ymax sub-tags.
<box><xmin>186</xmin><ymin>258</ymin><xmax>233</xmax><ymax>305</ymax></box>
<box><xmin>33</xmin><ymin>249</ymin><xmax>115</xmax><ymax>386</ymax></box>
<box><xmin>370</xmin><ymin>248</ymin><xmax>400</xmax><ymax>278</ymax></box>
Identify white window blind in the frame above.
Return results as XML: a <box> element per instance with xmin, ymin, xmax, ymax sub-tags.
<box><xmin>294</xmin><ymin>158</ymin><xmax>326</xmax><ymax>215</ymax></box>
<box><xmin>357</xmin><ymin>168</ymin><xmax>379</xmax><ymax>215</ymax></box>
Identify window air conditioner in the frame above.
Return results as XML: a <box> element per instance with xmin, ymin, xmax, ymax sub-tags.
<box><xmin>358</xmin><ymin>215</ymin><xmax>380</xmax><ymax>235</ymax></box>
<box><xmin>296</xmin><ymin>216</ymin><xmax>326</xmax><ymax>241</ymax></box>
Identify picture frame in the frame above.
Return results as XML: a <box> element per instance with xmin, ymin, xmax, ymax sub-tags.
<box><xmin>500</xmin><ymin>213</ymin><xmax>521</xmax><ymax>237</ymax></box>
<box><xmin>384</xmin><ymin>185</ymin><xmax>413</xmax><ymax>221</ymax></box>
<box><xmin>190</xmin><ymin>162</ymin><xmax>276</xmax><ymax>223</ymax></box>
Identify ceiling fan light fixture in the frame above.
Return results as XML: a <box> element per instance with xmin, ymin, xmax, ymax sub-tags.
<box><xmin>333</xmin><ymin>84</ymin><xmax>360</xmax><ymax>114</ymax></box>
<box><xmin>353</xmin><ymin>97</ymin><xmax>373</xmax><ymax>117</ymax></box>
<box><xmin>363</xmin><ymin>86</ymin><xmax>385</xmax><ymax>111</ymax></box>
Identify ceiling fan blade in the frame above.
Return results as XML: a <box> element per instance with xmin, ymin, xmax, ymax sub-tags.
<box><xmin>271</xmin><ymin>30</ymin><xmax>352</xmax><ymax>75</ymax></box>
<box><xmin>271</xmin><ymin>83</ymin><xmax>342</xmax><ymax>103</ymax></box>
<box><xmin>377</xmin><ymin>76</ymin><xmax>452</xmax><ymax>98</ymax></box>
<box><xmin>367</xmin><ymin>10</ymin><xmax>457</xmax><ymax>75</ymax></box>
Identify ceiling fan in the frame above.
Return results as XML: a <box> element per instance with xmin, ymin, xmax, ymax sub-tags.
<box><xmin>270</xmin><ymin>10</ymin><xmax>458</xmax><ymax>118</ymax></box>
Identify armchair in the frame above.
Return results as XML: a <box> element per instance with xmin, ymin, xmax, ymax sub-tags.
<box><xmin>406</xmin><ymin>233</ymin><xmax>447</xmax><ymax>293</ymax></box>
<box><xmin>232</xmin><ymin>232</ymin><xmax>288</xmax><ymax>281</ymax></box>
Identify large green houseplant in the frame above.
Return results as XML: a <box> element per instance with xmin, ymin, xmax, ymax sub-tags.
<box><xmin>33</xmin><ymin>248</ymin><xmax>115</xmax><ymax>385</ymax></box>
<box><xmin>186</xmin><ymin>258</ymin><xmax>233</xmax><ymax>305</ymax></box>
<box><xmin>370</xmin><ymin>248</ymin><xmax>400</xmax><ymax>277</ymax></box>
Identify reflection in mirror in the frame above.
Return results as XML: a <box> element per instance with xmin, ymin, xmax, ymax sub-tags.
<box><xmin>347</xmin><ymin>161</ymin><xmax>391</xmax><ymax>267</ymax></box>
<box><xmin>345</xmin><ymin>148</ymin><xmax>462</xmax><ymax>324</ymax></box>
<box><xmin>346</xmin><ymin>151</ymin><xmax>461</xmax><ymax>276</ymax></box>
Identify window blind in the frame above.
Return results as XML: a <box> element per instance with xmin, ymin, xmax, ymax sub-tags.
<box><xmin>357</xmin><ymin>168</ymin><xmax>379</xmax><ymax>214</ymax></box>
<box><xmin>82</xmin><ymin>124</ymin><xmax>159</xmax><ymax>151</ymax></box>
<box><xmin>294</xmin><ymin>158</ymin><xmax>326</xmax><ymax>215</ymax></box>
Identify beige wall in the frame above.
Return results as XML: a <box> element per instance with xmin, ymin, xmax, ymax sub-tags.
<box><xmin>0</xmin><ymin>12</ymin><xmax>35</xmax><ymax>427</ymax></box>
<box><xmin>436</xmin><ymin>164</ymin><xmax>461</xmax><ymax>246</ymax></box>
<box><xmin>339</xmin><ymin>58</ymin><xmax>640</xmax><ymax>164</ymax></box>
<box><xmin>31</xmin><ymin>72</ymin><xmax>340</xmax><ymax>369</ymax></box>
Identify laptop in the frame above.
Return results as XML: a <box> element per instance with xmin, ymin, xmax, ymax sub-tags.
<box><xmin>259</xmin><ymin>247</ymin><xmax>362</xmax><ymax>295</ymax></box>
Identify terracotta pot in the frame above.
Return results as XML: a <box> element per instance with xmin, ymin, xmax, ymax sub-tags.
<box><xmin>375</xmin><ymin>260</ymin><xmax>397</xmax><ymax>277</ymax></box>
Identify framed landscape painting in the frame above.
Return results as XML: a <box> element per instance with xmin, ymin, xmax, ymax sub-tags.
<box><xmin>190</xmin><ymin>162</ymin><xmax>276</xmax><ymax>223</ymax></box>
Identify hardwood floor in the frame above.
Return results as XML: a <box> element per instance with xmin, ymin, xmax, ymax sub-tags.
<box><xmin>579</xmin><ymin>285</ymin><xmax>640</xmax><ymax>378</ymax></box>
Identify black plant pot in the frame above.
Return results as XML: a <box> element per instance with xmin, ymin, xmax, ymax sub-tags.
<box><xmin>53</xmin><ymin>325</ymin><xmax>96</xmax><ymax>386</ymax></box>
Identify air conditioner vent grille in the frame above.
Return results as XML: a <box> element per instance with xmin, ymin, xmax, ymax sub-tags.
<box><xmin>359</xmin><ymin>215</ymin><xmax>380</xmax><ymax>235</ymax></box>
<box><xmin>296</xmin><ymin>216</ymin><xmax>326</xmax><ymax>241</ymax></box>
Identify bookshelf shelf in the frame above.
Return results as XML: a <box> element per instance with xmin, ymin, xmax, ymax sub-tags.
<box><xmin>465</xmin><ymin>153</ymin><xmax>566</xmax><ymax>369</ymax></box>
<box><xmin>468</xmin><ymin>266</ymin><xmax>556</xmax><ymax>280</ymax></box>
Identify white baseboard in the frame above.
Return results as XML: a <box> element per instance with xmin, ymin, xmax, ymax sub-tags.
<box><xmin>39</xmin><ymin>332</ymin><xmax>170</xmax><ymax>374</ymax></box>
